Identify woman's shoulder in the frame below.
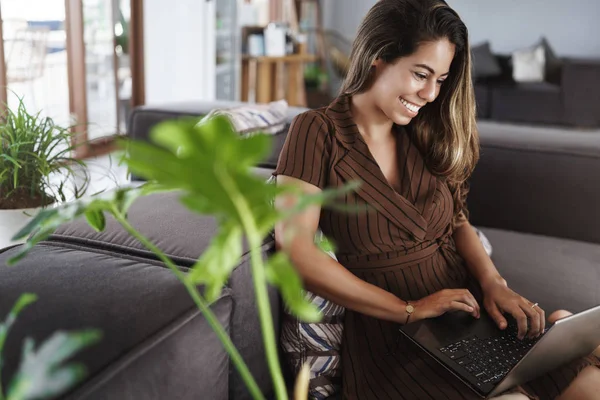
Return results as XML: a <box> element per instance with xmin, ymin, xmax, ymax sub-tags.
<box><xmin>289</xmin><ymin>107</ymin><xmax>335</xmax><ymax>140</ymax></box>
<box><xmin>292</xmin><ymin>107</ymin><xmax>331</xmax><ymax>128</ymax></box>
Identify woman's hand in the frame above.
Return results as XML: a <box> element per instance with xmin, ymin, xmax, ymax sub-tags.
<box><xmin>412</xmin><ymin>289</ymin><xmax>481</xmax><ymax>322</ymax></box>
<box><xmin>481</xmin><ymin>279</ymin><xmax>546</xmax><ymax>340</ymax></box>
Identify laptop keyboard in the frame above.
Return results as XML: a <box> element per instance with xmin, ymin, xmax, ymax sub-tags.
<box><xmin>439</xmin><ymin>320</ymin><xmax>543</xmax><ymax>385</ymax></box>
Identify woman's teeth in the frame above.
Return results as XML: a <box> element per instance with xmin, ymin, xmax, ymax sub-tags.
<box><xmin>400</xmin><ymin>97</ymin><xmax>420</xmax><ymax>113</ymax></box>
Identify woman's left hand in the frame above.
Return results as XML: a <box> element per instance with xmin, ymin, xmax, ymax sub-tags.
<box><xmin>481</xmin><ymin>279</ymin><xmax>546</xmax><ymax>340</ymax></box>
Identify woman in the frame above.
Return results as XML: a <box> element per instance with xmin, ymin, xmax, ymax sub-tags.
<box><xmin>273</xmin><ymin>0</ymin><xmax>600</xmax><ymax>399</ymax></box>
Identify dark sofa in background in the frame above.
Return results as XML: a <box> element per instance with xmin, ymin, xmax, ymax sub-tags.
<box><xmin>1</xmin><ymin>101</ymin><xmax>600</xmax><ymax>399</ymax></box>
<box><xmin>474</xmin><ymin>54</ymin><xmax>600</xmax><ymax>128</ymax></box>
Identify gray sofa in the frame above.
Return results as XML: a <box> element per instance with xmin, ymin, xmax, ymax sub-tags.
<box><xmin>474</xmin><ymin>55</ymin><xmax>600</xmax><ymax>128</ymax></box>
<box><xmin>1</xmin><ymin>101</ymin><xmax>599</xmax><ymax>399</ymax></box>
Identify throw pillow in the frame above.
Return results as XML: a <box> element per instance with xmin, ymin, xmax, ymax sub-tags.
<box><xmin>202</xmin><ymin>99</ymin><xmax>288</xmax><ymax>135</ymax></box>
<box><xmin>280</xmin><ymin>250</ymin><xmax>345</xmax><ymax>400</ymax></box>
<box><xmin>540</xmin><ymin>37</ymin><xmax>563</xmax><ymax>84</ymax></box>
<box><xmin>512</xmin><ymin>43</ymin><xmax>546</xmax><ymax>82</ymax></box>
<box><xmin>471</xmin><ymin>41</ymin><xmax>502</xmax><ymax>80</ymax></box>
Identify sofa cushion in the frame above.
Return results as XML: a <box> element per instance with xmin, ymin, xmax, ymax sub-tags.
<box><xmin>490</xmin><ymin>82</ymin><xmax>562</xmax><ymax>124</ymax></box>
<box><xmin>202</xmin><ymin>100</ymin><xmax>289</xmax><ymax>135</ymax></box>
<box><xmin>0</xmin><ymin>244</ymin><xmax>232</xmax><ymax>399</ymax></box>
<box><xmin>479</xmin><ymin>227</ymin><xmax>600</xmax><ymax>314</ymax></box>
<box><xmin>512</xmin><ymin>42</ymin><xmax>546</xmax><ymax>83</ymax></box>
<box><xmin>471</xmin><ymin>41</ymin><xmax>502</xmax><ymax>80</ymax></box>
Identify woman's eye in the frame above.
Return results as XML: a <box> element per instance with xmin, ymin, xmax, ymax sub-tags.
<box><xmin>437</xmin><ymin>80</ymin><xmax>446</xmax><ymax>86</ymax></box>
<box><xmin>414</xmin><ymin>72</ymin><xmax>427</xmax><ymax>80</ymax></box>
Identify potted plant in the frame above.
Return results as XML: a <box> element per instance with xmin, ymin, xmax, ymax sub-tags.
<box><xmin>303</xmin><ymin>64</ymin><xmax>328</xmax><ymax>91</ymax></box>
<box><xmin>0</xmin><ymin>99</ymin><xmax>89</xmax><ymax>248</ymax></box>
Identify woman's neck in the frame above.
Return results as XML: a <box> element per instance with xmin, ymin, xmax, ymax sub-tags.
<box><xmin>350</xmin><ymin>92</ymin><xmax>395</xmax><ymax>143</ymax></box>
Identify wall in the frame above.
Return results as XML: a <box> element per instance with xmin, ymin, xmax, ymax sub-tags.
<box><xmin>323</xmin><ymin>0</ymin><xmax>600</xmax><ymax>58</ymax></box>
<box><xmin>143</xmin><ymin>0</ymin><xmax>215</xmax><ymax>104</ymax></box>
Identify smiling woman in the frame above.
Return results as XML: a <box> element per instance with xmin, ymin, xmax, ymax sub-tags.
<box><xmin>273</xmin><ymin>0</ymin><xmax>600</xmax><ymax>399</ymax></box>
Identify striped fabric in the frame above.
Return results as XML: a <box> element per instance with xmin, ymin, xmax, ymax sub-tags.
<box><xmin>203</xmin><ymin>100</ymin><xmax>288</xmax><ymax>135</ymax></box>
<box><xmin>267</xmin><ymin>175</ymin><xmax>344</xmax><ymax>399</ymax></box>
<box><xmin>280</xmin><ymin>250</ymin><xmax>345</xmax><ymax>400</ymax></box>
<box><xmin>273</xmin><ymin>95</ymin><xmax>600</xmax><ymax>400</ymax></box>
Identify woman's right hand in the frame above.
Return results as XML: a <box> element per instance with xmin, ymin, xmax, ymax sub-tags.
<box><xmin>411</xmin><ymin>289</ymin><xmax>480</xmax><ymax>322</ymax></box>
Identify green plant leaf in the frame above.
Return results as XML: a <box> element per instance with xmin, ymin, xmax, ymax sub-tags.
<box><xmin>315</xmin><ymin>233</ymin><xmax>337</xmax><ymax>255</ymax></box>
<box><xmin>187</xmin><ymin>223</ymin><xmax>244</xmax><ymax>302</ymax></box>
<box><xmin>265</xmin><ymin>252</ymin><xmax>322</xmax><ymax>323</ymax></box>
<box><xmin>0</xmin><ymin>294</ymin><xmax>38</xmax><ymax>355</ymax></box>
<box><xmin>84</xmin><ymin>210</ymin><xmax>106</xmax><ymax>232</ymax></box>
<box><xmin>6</xmin><ymin>330</ymin><xmax>102</xmax><ymax>400</ymax></box>
<box><xmin>7</xmin><ymin>187</ymin><xmax>147</xmax><ymax>266</ymax></box>
<box><xmin>0</xmin><ymin>96</ymin><xmax>90</xmax><ymax>209</ymax></box>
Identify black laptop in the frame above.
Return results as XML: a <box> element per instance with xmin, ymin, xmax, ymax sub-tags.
<box><xmin>399</xmin><ymin>304</ymin><xmax>600</xmax><ymax>398</ymax></box>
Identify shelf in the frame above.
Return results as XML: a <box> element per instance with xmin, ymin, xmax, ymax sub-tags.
<box><xmin>242</xmin><ymin>53</ymin><xmax>318</xmax><ymax>63</ymax></box>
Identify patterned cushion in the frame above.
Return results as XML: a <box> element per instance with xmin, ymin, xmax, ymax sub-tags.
<box><xmin>280</xmin><ymin>248</ymin><xmax>344</xmax><ymax>400</ymax></box>
<box><xmin>202</xmin><ymin>100</ymin><xmax>288</xmax><ymax>135</ymax></box>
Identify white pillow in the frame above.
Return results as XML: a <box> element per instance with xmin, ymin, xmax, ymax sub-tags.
<box><xmin>512</xmin><ymin>44</ymin><xmax>545</xmax><ymax>82</ymax></box>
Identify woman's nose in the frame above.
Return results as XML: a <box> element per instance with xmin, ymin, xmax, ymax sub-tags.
<box><xmin>418</xmin><ymin>80</ymin><xmax>438</xmax><ymax>103</ymax></box>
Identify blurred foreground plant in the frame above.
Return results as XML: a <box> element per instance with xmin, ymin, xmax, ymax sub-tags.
<box><xmin>9</xmin><ymin>115</ymin><xmax>358</xmax><ymax>400</ymax></box>
<box><xmin>0</xmin><ymin>294</ymin><xmax>101</xmax><ymax>400</ymax></box>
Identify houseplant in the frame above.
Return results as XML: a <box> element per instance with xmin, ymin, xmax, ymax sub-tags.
<box><xmin>8</xmin><ymin>115</ymin><xmax>358</xmax><ymax>399</ymax></box>
<box><xmin>0</xmin><ymin>98</ymin><xmax>90</xmax><ymax>248</ymax></box>
<box><xmin>0</xmin><ymin>294</ymin><xmax>101</xmax><ymax>400</ymax></box>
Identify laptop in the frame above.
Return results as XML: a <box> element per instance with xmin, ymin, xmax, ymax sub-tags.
<box><xmin>399</xmin><ymin>304</ymin><xmax>600</xmax><ymax>398</ymax></box>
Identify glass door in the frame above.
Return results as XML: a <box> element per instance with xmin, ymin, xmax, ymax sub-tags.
<box><xmin>82</xmin><ymin>0</ymin><xmax>130</xmax><ymax>139</ymax></box>
<box><xmin>1</xmin><ymin>0</ymin><xmax>70</xmax><ymax>126</ymax></box>
<box><xmin>0</xmin><ymin>0</ymin><xmax>135</xmax><ymax>156</ymax></box>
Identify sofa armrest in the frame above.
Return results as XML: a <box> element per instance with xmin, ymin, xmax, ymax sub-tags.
<box><xmin>467</xmin><ymin>123</ymin><xmax>600</xmax><ymax>244</ymax></box>
<box><xmin>126</xmin><ymin>101</ymin><xmax>307</xmax><ymax>175</ymax></box>
<box><xmin>50</xmin><ymin>190</ymin><xmax>281</xmax><ymax>400</ymax></box>
<box><xmin>561</xmin><ymin>58</ymin><xmax>600</xmax><ymax>127</ymax></box>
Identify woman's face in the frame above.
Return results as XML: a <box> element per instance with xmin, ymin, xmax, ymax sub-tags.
<box><xmin>370</xmin><ymin>38</ymin><xmax>456</xmax><ymax>126</ymax></box>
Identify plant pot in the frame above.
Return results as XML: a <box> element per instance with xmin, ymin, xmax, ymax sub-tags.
<box><xmin>0</xmin><ymin>208</ymin><xmax>41</xmax><ymax>250</ymax></box>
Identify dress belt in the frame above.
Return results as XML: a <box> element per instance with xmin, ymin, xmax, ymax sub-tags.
<box><xmin>340</xmin><ymin>236</ymin><xmax>454</xmax><ymax>273</ymax></box>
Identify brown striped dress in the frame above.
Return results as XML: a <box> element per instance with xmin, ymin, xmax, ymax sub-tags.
<box><xmin>274</xmin><ymin>95</ymin><xmax>600</xmax><ymax>400</ymax></box>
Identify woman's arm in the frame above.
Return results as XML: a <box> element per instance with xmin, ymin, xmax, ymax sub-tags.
<box><xmin>452</xmin><ymin>221</ymin><xmax>505</xmax><ymax>288</ymax></box>
<box><xmin>275</xmin><ymin>175</ymin><xmax>480</xmax><ymax>324</ymax></box>
<box><xmin>275</xmin><ymin>175</ymin><xmax>408</xmax><ymax>324</ymax></box>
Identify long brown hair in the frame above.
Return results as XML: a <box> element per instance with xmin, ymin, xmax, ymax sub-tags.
<box><xmin>341</xmin><ymin>0</ymin><xmax>479</xmax><ymax>225</ymax></box>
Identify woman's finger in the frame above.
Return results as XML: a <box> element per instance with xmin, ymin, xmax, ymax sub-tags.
<box><xmin>449</xmin><ymin>300</ymin><xmax>475</xmax><ymax>314</ymax></box>
<box><xmin>533</xmin><ymin>304</ymin><xmax>546</xmax><ymax>336</ymax></box>
<box><xmin>520</xmin><ymin>302</ymin><xmax>540</xmax><ymax>338</ymax></box>
<box><xmin>509</xmin><ymin>306</ymin><xmax>529</xmax><ymax>340</ymax></box>
<box><xmin>485</xmin><ymin>301</ymin><xmax>507</xmax><ymax>329</ymax></box>
<box><xmin>458</xmin><ymin>292</ymin><xmax>480</xmax><ymax>318</ymax></box>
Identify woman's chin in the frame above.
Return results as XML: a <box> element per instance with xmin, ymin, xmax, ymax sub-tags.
<box><xmin>392</xmin><ymin>113</ymin><xmax>413</xmax><ymax>126</ymax></box>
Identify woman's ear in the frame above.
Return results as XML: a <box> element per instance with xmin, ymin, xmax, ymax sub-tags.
<box><xmin>372</xmin><ymin>58</ymin><xmax>382</xmax><ymax>68</ymax></box>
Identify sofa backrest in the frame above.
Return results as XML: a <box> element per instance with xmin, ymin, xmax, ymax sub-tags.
<box><xmin>468</xmin><ymin>122</ymin><xmax>600</xmax><ymax>244</ymax></box>
<box><xmin>128</xmin><ymin>101</ymin><xmax>600</xmax><ymax>244</ymax></box>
